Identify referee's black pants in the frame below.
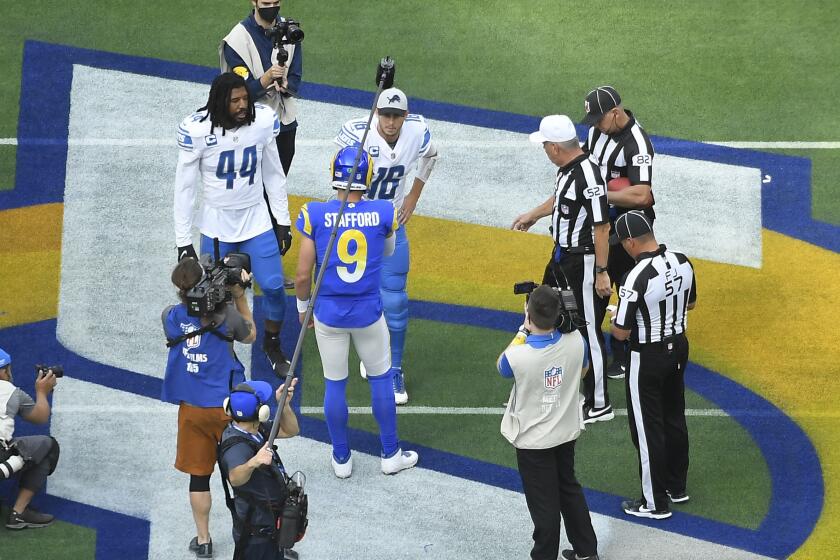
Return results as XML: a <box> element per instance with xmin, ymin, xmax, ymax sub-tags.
<box><xmin>608</xmin><ymin>239</ymin><xmax>636</xmax><ymax>367</ymax></box>
<box><xmin>544</xmin><ymin>251</ymin><xmax>610</xmax><ymax>410</ymax></box>
<box><xmin>516</xmin><ymin>440</ymin><xmax>598</xmax><ymax>560</ymax></box>
<box><xmin>625</xmin><ymin>334</ymin><xmax>690</xmax><ymax>511</ymax></box>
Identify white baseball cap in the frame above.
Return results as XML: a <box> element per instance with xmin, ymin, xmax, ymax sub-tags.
<box><xmin>377</xmin><ymin>87</ymin><xmax>408</xmax><ymax>115</ymax></box>
<box><xmin>529</xmin><ymin>114</ymin><xmax>578</xmax><ymax>144</ymax></box>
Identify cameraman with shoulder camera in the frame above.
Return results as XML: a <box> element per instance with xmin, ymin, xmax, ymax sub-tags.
<box><xmin>512</xmin><ymin>115</ymin><xmax>613</xmax><ymax>425</ymax></box>
<box><xmin>162</xmin><ymin>257</ymin><xmax>255</xmax><ymax>559</ymax></box>
<box><xmin>498</xmin><ymin>286</ymin><xmax>599</xmax><ymax>560</ymax></box>
<box><xmin>220</xmin><ymin>0</ymin><xmax>303</xmax><ymax>177</ymax></box>
<box><xmin>0</xmin><ymin>348</ymin><xmax>60</xmax><ymax>530</ymax></box>
<box><xmin>219</xmin><ymin>379</ymin><xmax>302</xmax><ymax>560</ymax></box>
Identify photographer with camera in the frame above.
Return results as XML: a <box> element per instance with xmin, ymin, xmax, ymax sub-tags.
<box><xmin>497</xmin><ymin>286</ymin><xmax>599</xmax><ymax>560</ymax></box>
<box><xmin>220</xmin><ymin>0</ymin><xmax>303</xmax><ymax>177</ymax></box>
<box><xmin>162</xmin><ymin>256</ymin><xmax>255</xmax><ymax>559</ymax></box>
<box><xmin>512</xmin><ymin>114</ymin><xmax>613</xmax><ymax>425</ymax></box>
<box><xmin>0</xmin><ymin>349</ymin><xmax>61</xmax><ymax>530</ymax></box>
<box><xmin>219</xmin><ymin>379</ymin><xmax>304</xmax><ymax>560</ymax></box>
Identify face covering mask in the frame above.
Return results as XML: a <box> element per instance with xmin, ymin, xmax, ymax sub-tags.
<box><xmin>258</xmin><ymin>6</ymin><xmax>280</xmax><ymax>22</ymax></box>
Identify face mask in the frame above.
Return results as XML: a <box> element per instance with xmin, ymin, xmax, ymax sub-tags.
<box><xmin>258</xmin><ymin>6</ymin><xmax>280</xmax><ymax>22</ymax></box>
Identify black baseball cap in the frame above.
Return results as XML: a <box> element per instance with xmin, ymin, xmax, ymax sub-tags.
<box><xmin>581</xmin><ymin>86</ymin><xmax>622</xmax><ymax>125</ymax></box>
<box><xmin>610</xmin><ymin>210</ymin><xmax>653</xmax><ymax>245</ymax></box>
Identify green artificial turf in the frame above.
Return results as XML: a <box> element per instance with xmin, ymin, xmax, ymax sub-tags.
<box><xmin>0</xmin><ymin>505</ymin><xmax>97</xmax><ymax>559</ymax></box>
<box><xmin>1</xmin><ymin>1</ymin><xmax>839</xmax><ymax>223</ymax></box>
<box><xmin>300</xmin><ymin>318</ymin><xmax>771</xmax><ymax>529</ymax></box>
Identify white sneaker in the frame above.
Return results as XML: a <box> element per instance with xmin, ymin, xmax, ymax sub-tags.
<box><xmin>359</xmin><ymin>361</ymin><xmax>367</xmax><ymax>380</ymax></box>
<box><xmin>393</xmin><ymin>368</ymin><xmax>408</xmax><ymax>405</ymax></box>
<box><xmin>381</xmin><ymin>448</ymin><xmax>418</xmax><ymax>475</ymax></box>
<box><xmin>331</xmin><ymin>453</ymin><xmax>352</xmax><ymax>479</ymax></box>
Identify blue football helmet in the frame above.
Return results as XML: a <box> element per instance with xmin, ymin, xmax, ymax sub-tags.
<box><xmin>331</xmin><ymin>146</ymin><xmax>374</xmax><ymax>191</ymax></box>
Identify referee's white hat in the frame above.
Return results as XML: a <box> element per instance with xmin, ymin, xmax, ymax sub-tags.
<box><xmin>529</xmin><ymin>115</ymin><xmax>578</xmax><ymax>144</ymax></box>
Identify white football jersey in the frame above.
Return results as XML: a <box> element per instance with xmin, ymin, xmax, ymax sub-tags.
<box><xmin>335</xmin><ymin>114</ymin><xmax>432</xmax><ymax>210</ymax></box>
<box><xmin>174</xmin><ymin>103</ymin><xmax>289</xmax><ymax>245</ymax></box>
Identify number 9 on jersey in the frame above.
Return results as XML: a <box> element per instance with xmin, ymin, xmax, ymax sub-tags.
<box><xmin>336</xmin><ymin>229</ymin><xmax>368</xmax><ymax>283</ymax></box>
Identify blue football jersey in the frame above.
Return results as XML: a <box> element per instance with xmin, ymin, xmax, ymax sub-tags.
<box><xmin>296</xmin><ymin>199</ymin><xmax>398</xmax><ymax>328</ymax></box>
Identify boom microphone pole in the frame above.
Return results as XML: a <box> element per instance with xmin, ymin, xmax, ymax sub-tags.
<box><xmin>267</xmin><ymin>57</ymin><xmax>396</xmax><ymax>443</ymax></box>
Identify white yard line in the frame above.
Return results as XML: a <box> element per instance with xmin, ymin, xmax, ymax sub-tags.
<box><xmin>54</xmin><ymin>403</ymin><xmax>739</xmax><ymax>417</ymax></box>
<box><xmin>4</xmin><ymin>137</ymin><xmax>840</xmax><ymax>149</ymax></box>
<box><xmin>706</xmin><ymin>141</ymin><xmax>840</xmax><ymax>149</ymax></box>
<box><xmin>299</xmin><ymin>406</ymin><xmax>733</xmax><ymax>416</ymax></box>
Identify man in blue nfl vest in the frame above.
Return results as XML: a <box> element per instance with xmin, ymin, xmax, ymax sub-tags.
<box><xmin>498</xmin><ymin>285</ymin><xmax>599</xmax><ymax>560</ymax></box>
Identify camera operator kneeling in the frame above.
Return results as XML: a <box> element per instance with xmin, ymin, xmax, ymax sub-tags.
<box><xmin>219</xmin><ymin>379</ymin><xmax>304</xmax><ymax>560</ymax></box>
<box><xmin>497</xmin><ymin>286</ymin><xmax>599</xmax><ymax>560</ymax></box>
<box><xmin>0</xmin><ymin>349</ymin><xmax>61</xmax><ymax>530</ymax></box>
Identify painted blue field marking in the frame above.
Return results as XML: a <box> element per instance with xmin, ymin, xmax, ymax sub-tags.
<box><xmin>2</xmin><ymin>40</ymin><xmax>838</xmax><ymax>253</ymax></box>
<box><xmin>0</xmin><ymin>40</ymin><xmax>826</xmax><ymax>558</ymax></box>
<box><xmin>1</xmin><ymin>328</ymin><xmax>151</xmax><ymax>560</ymax></box>
<box><xmin>0</xmin><ymin>297</ymin><xmax>822</xmax><ymax>559</ymax></box>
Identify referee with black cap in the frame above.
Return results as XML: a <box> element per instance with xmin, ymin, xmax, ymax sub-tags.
<box><xmin>581</xmin><ymin>86</ymin><xmax>656</xmax><ymax>381</ymax></box>
<box><xmin>609</xmin><ymin>211</ymin><xmax>696</xmax><ymax>520</ymax></box>
<box><xmin>512</xmin><ymin>114</ymin><xmax>614</xmax><ymax>424</ymax></box>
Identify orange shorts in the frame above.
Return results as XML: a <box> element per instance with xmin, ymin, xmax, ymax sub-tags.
<box><xmin>175</xmin><ymin>403</ymin><xmax>231</xmax><ymax>476</ymax></box>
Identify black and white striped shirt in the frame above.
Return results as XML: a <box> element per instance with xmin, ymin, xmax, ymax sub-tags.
<box><xmin>614</xmin><ymin>245</ymin><xmax>696</xmax><ymax>344</ymax></box>
<box><xmin>584</xmin><ymin>109</ymin><xmax>656</xmax><ymax>220</ymax></box>
<box><xmin>552</xmin><ymin>153</ymin><xmax>609</xmax><ymax>249</ymax></box>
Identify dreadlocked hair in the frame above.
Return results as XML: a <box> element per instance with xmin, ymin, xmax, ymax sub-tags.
<box><xmin>199</xmin><ymin>72</ymin><xmax>256</xmax><ymax>134</ymax></box>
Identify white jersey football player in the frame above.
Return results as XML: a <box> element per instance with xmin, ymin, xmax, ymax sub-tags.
<box><xmin>334</xmin><ymin>87</ymin><xmax>439</xmax><ymax>404</ymax></box>
<box><xmin>174</xmin><ymin>72</ymin><xmax>293</xmax><ymax>378</ymax></box>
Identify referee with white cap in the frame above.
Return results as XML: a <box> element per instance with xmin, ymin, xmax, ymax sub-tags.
<box><xmin>512</xmin><ymin>115</ymin><xmax>614</xmax><ymax>424</ymax></box>
<box><xmin>609</xmin><ymin>211</ymin><xmax>696</xmax><ymax>520</ymax></box>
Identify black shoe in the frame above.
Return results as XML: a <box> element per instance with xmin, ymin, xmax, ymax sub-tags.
<box><xmin>622</xmin><ymin>497</ymin><xmax>672</xmax><ymax>519</ymax></box>
<box><xmin>263</xmin><ymin>334</ymin><xmax>291</xmax><ymax>378</ymax></box>
<box><xmin>5</xmin><ymin>508</ymin><xmax>55</xmax><ymax>529</ymax></box>
<box><xmin>197</xmin><ymin>539</ymin><xmax>213</xmax><ymax>558</ymax></box>
<box><xmin>582</xmin><ymin>404</ymin><xmax>615</xmax><ymax>424</ymax></box>
<box><xmin>561</xmin><ymin>549</ymin><xmax>600</xmax><ymax>560</ymax></box>
<box><xmin>606</xmin><ymin>361</ymin><xmax>626</xmax><ymax>379</ymax></box>
<box><xmin>667</xmin><ymin>490</ymin><xmax>690</xmax><ymax>503</ymax></box>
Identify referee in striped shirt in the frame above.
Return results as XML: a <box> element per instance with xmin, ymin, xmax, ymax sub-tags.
<box><xmin>512</xmin><ymin>115</ymin><xmax>614</xmax><ymax>424</ymax></box>
<box><xmin>609</xmin><ymin>211</ymin><xmax>696</xmax><ymax>520</ymax></box>
<box><xmin>581</xmin><ymin>86</ymin><xmax>655</xmax><ymax>381</ymax></box>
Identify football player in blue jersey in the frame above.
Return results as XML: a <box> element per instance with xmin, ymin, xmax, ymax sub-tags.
<box><xmin>335</xmin><ymin>88</ymin><xmax>440</xmax><ymax>404</ymax></box>
<box><xmin>174</xmin><ymin>72</ymin><xmax>293</xmax><ymax>379</ymax></box>
<box><xmin>294</xmin><ymin>146</ymin><xmax>418</xmax><ymax>478</ymax></box>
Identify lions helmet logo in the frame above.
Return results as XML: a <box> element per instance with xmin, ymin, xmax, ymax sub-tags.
<box><xmin>180</xmin><ymin>323</ymin><xmax>201</xmax><ymax>349</ymax></box>
<box><xmin>387</xmin><ymin>94</ymin><xmax>401</xmax><ymax>104</ymax></box>
<box><xmin>544</xmin><ymin>366</ymin><xmax>563</xmax><ymax>390</ymax></box>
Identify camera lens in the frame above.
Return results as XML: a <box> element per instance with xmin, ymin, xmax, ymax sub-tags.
<box><xmin>287</xmin><ymin>24</ymin><xmax>304</xmax><ymax>42</ymax></box>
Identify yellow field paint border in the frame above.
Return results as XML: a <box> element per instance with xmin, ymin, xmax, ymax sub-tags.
<box><xmin>286</xmin><ymin>198</ymin><xmax>838</xmax><ymax>558</ymax></box>
<box><xmin>0</xmin><ymin>203</ymin><xmax>63</xmax><ymax>327</ymax></box>
<box><xmin>3</xmin><ymin>197</ymin><xmax>836</xmax><ymax>556</ymax></box>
